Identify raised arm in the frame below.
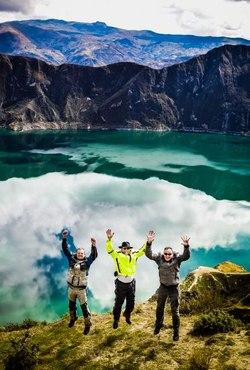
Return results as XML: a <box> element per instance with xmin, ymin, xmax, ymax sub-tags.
<box><xmin>133</xmin><ymin>231</ymin><xmax>156</xmax><ymax>258</ymax></box>
<box><xmin>86</xmin><ymin>238</ymin><xmax>98</xmax><ymax>267</ymax></box>
<box><xmin>61</xmin><ymin>230</ymin><xmax>72</xmax><ymax>263</ymax></box>
<box><xmin>133</xmin><ymin>243</ymin><xmax>146</xmax><ymax>258</ymax></box>
<box><xmin>145</xmin><ymin>243</ymin><xmax>161</xmax><ymax>263</ymax></box>
<box><xmin>145</xmin><ymin>230</ymin><xmax>161</xmax><ymax>263</ymax></box>
<box><xmin>177</xmin><ymin>235</ymin><xmax>191</xmax><ymax>263</ymax></box>
<box><xmin>105</xmin><ymin>229</ymin><xmax>118</xmax><ymax>258</ymax></box>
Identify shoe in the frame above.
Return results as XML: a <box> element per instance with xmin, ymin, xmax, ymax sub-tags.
<box><xmin>125</xmin><ymin>317</ymin><xmax>131</xmax><ymax>324</ymax></box>
<box><xmin>173</xmin><ymin>331</ymin><xmax>179</xmax><ymax>341</ymax></box>
<box><xmin>154</xmin><ymin>326</ymin><xmax>161</xmax><ymax>335</ymax></box>
<box><xmin>83</xmin><ymin>317</ymin><xmax>92</xmax><ymax>335</ymax></box>
<box><xmin>68</xmin><ymin>316</ymin><xmax>77</xmax><ymax>328</ymax></box>
<box><xmin>113</xmin><ymin>320</ymin><xmax>119</xmax><ymax>329</ymax></box>
<box><xmin>123</xmin><ymin>312</ymin><xmax>131</xmax><ymax>324</ymax></box>
<box><xmin>83</xmin><ymin>324</ymin><xmax>91</xmax><ymax>335</ymax></box>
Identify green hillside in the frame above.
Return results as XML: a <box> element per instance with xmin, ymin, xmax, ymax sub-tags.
<box><xmin>0</xmin><ymin>262</ymin><xmax>249</xmax><ymax>370</ymax></box>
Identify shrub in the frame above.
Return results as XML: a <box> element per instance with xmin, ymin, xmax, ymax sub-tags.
<box><xmin>3</xmin><ymin>319</ymin><xmax>40</xmax><ymax>332</ymax></box>
<box><xmin>3</xmin><ymin>332</ymin><xmax>39</xmax><ymax>370</ymax></box>
<box><xmin>180</xmin><ymin>347</ymin><xmax>212</xmax><ymax>370</ymax></box>
<box><xmin>189</xmin><ymin>348</ymin><xmax>212</xmax><ymax>370</ymax></box>
<box><xmin>191</xmin><ymin>309</ymin><xmax>237</xmax><ymax>336</ymax></box>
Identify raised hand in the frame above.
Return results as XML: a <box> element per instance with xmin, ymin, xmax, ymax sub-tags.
<box><xmin>91</xmin><ymin>238</ymin><xmax>97</xmax><ymax>247</ymax></box>
<box><xmin>181</xmin><ymin>235</ymin><xmax>190</xmax><ymax>247</ymax></box>
<box><xmin>147</xmin><ymin>230</ymin><xmax>156</xmax><ymax>243</ymax></box>
<box><xmin>106</xmin><ymin>229</ymin><xmax>114</xmax><ymax>240</ymax></box>
<box><xmin>62</xmin><ymin>229</ymin><xmax>68</xmax><ymax>239</ymax></box>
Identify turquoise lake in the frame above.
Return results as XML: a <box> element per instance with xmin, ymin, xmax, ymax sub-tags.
<box><xmin>0</xmin><ymin>129</ymin><xmax>249</xmax><ymax>324</ymax></box>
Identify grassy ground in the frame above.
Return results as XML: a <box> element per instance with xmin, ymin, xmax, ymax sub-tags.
<box><xmin>0</xmin><ymin>300</ymin><xmax>249</xmax><ymax>370</ymax></box>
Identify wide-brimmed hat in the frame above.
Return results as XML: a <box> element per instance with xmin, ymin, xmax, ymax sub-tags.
<box><xmin>119</xmin><ymin>241</ymin><xmax>132</xmax><ymax>249</ymax></box>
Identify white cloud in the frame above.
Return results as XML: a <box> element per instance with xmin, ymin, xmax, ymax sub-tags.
<box><xmin>0</xmin><ymin>0</ymin><xmax>34</xmax><ymax>13</ymax></box>
<box><xmin>0</xmin><ymin>172</ymin><xmax>249</xmax><ymax>322</ymax></box>
<box><xmin>0</xmin><ymin>0</ymin><xmax>249</xmax><ymax>39</ymax></box>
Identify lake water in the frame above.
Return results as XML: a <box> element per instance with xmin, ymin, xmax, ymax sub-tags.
<box><xmin>0</xmin><ymin>129</ymin><xmax>249</xmax><ymax>324</ymax></box>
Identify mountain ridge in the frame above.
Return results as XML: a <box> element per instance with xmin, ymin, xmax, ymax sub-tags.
<box><xmin>0</xmin><ymin>18</ymin><xmax>249</xmax><ymax>69</ymax></box>
<box><xmin>0</xmin><ymin>44</ymin><xmax>249</xmax><ymax>134</ymax></box>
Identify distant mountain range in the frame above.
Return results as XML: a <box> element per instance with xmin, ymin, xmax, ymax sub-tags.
<box><xmin>1</xmin><ymin>44</ymin><xmax>249</xmax><ymax>134</ymax></box>
<box><xmin>0</xmin><ymin>19</ymin><xmax>249</xmax><ymax>68</ymax></box>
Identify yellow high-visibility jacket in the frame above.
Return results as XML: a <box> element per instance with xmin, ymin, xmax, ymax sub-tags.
<box><xmin>106</xmin><ymin>239</ymin><xmax>146</xmax><ymax>277</ymax></box>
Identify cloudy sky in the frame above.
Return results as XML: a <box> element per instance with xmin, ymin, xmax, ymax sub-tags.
<box><xmin>0</xmin><ymin>0</ymin><xmax>249</xmax><ymax>39</ymax></box>
<box><xmin>1</xmin><ymin>170</ymin><xmax>249</xmax><ymax>322</ymax></box>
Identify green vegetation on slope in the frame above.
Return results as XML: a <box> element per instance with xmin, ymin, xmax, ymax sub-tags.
<box><xmin>180</xmin><ymin>263</ymin><xmax>250</xmax><ymax>315</ymax></box>
<box><xmin>215</xmin><ymin>262</ymin><xmax>246</xmax><ymax>273</ymax></box>
<box><xmin>0</xmin><ymin>302</ymin><xmax>249</xmax><ymax>370</ymax></box>
<box><xmin>0</xmin><ymin>262</ymin><xmax>249</xmax><ymax>370</ymax></box>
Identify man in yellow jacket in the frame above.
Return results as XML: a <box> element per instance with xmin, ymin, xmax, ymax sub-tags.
<box><xmin>106</xmin><ymin>228</ymin><xmax>147</xmax><ymax>329</ymax></box>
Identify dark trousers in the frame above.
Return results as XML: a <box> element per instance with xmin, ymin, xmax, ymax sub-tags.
<box><xmin>113</xmin><ymin>279</ymin><xmax>136</xmax><ymax>321</ymax></box>
<box><xmin>155</xmin><ymin>284</ymin><xmax>180</xmax><ymax>330</ymax></box>
<box><xmin>68</xmin><ymin>285</ymin><xmax>90</xmax><ymax>317</ymax></box>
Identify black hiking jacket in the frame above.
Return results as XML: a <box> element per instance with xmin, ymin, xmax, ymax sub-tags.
<box><xmin>146</xmin><ymin>243</ymin><xmax>190</xmax><ymax>286</ymax></box>
<box><xmin>62</xmin><ymin>238</ymin><xmax>97</xmax><ymax>288</ymax></box>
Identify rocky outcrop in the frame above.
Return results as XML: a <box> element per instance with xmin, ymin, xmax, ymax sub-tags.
<box><xmin>180</xmin><ymin>262</ymin><xmax>250</xmax><ymax>320</ymax></box>
<box><xmin>215</xmin><ymin>261</ymin><xmax>246</xmax><ymax>273</ymax></box>
<box><xmin>0</xmin><ymin>44</ymin><xmax>249</xmax><ymax>134</ymax></box>
<box><xmin>1</xmin><ymin>19</ymin><xmax>249</xmax><ymax>68</ymax></box>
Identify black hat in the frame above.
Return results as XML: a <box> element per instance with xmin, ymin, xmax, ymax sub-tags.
<box><xmin>119</xmin><ymin>241</ymin><xmax>132</xmax><ymax>249</ymax></box>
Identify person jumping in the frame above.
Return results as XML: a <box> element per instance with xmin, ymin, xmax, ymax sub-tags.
<box><xmin>62</xmin><ymin>229</ymin><xmax>97</xmax><ymax>335</ymax></box>
<box><xmin>106</xmin><ymin>228</ymin><xmax>148</xmax><ymax>329</ymax></box>
<box><xmin>145</xmin><ymin>230</ymin><xmax>190</xmax><ymax>341</ymax></box>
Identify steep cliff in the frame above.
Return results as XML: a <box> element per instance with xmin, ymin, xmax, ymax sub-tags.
<box><xmin>0</xmin><ymin>44</ymin><xmax>249</xmax><ymax>134</ymax></box>
<box><xmin>180</xmin><ymin>262</ymin><xmax>250</xmax><ymax>321</ymax></box>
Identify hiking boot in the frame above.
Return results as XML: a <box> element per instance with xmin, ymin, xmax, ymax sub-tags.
<box><xmin>68</xmin><ymin>318</ymin><xmax>77</xmax><ymax>328</ymax></box>
<box><xmin>83</xmin><ymin>317</ymin><xmax>92</xmax><ymax>335</ymax></box>
<box><xmin>154</xmin><ymin>326</ymin><xmax>161</xmax><ymax>335</ymax></box>
<box><xmin>83</xmin><ymin>324</ymin><xmax>91</xmax><ymax>335</ymax></box>
<box><xmin>154</xmin><ymin>322</ymin><xmax>164</xmax><ymax>335</ymax></box>
<box><xmin>113</xmin><ymin>320</ymin><xmax>119</xmax><ymax>329</ymax></box>
<box><xmin>123</xmin><ymin>312</ymin><xmax>131</xmax><ymax>325</ymax></box>
<box><xmin>172</xmin><ymin>316</ymin><xmax>180</xmax><ymax>341</ymax></box>
<box><xmin>68</xmin><ymin>311</ymin><xmax>77</xmax><ymax>328</ymax></box>
<box><xmin>125</xmin><ymin>317</ymin><xmax>131</xmax><ymax>325</ymax></box>
<box><xmin>173</xmin><ymin>330</ymin><xmax>179</xmax><ymax>341</ymax></box>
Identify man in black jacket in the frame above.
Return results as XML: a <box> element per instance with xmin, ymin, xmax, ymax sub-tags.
<box><xmin>62</xmin><ymin>230</ymin><xmax>98</xmax><ymax>335</ymax></box>
<box><xmin>145</xmin><ymin>231</ymin><xmax>190</xmax><ymax>341</ymax></box>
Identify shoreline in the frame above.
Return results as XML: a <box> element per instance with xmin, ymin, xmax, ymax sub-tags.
<box><xmin>1</xmin><ymin>124</ymin><xmax>249</xmax><ymax>137</ymax></box>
